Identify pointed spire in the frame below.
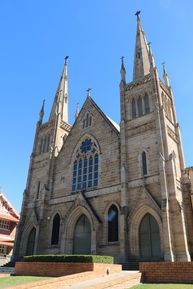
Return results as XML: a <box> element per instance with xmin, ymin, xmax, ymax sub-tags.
<box><xmin>49</xmin><ymin>56</ymin><xmax>69</xmax><ymax>123</ymax></box>
<box><xmin>120</xmin><ymin>56</ymin><xmax>126</xmax><ymax>84</ymax></box>
<box><xmin>133</xmin><ymin>11</ymin><xmax>151</xmax><ymax>81</ymax></box>
<box><xmin>39</xmin><ymin>99</ymin><xmax>45</xmax><ymax>124</ymax></box>
<box><xmin>75</xmin><ymin>102</ymin><xmax>79</xmax><ymax>119</ymax></box>
<box><xmin>162</xmin><ymin>62</ymin><xmax>170</xmax><ymax>87</ymax></box>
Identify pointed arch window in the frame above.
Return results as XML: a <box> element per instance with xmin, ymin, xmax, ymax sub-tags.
<box><xmin>51</xmin><ymin>213</ymin><xmax>60</xmax><ymax>245</ymax></box>
<box><xmin>108</xmin><ymin>205</ymin><xmax>118</xmax><ymax>242</ymax></box>
<box><xmin>142</xmin><ymin>151</ymin><xmax>148</xmax><ymax>176</ymax></box>
<box><xmin>132</xmin><ymin>99</ymin><xmax>137</xmax><ymax>119</ymax></box>
<box><xmin>72</xmin><ymin>138</ymin><xmax>99</xmax><ymax>192</ymax></box>
<box><xmin>137</xmin><ymin>97</ymin><xmax>143</xmax><ymax>117</ymax></box>
<box><xmin>144</xmin><ymin>93</ymin><xmax>150</xmax><ymax>114</ymax></box>
<box><xmin>26</xmin><ymin>228</ymin><xmax>36</xmax><ymax>256</ymax></box>
<box><xmin>36</xmin><ymin>181</ymin><xmax>41</xmax><ymax>199</ymax></box>
<box><xmin>46</xmin><ymin>134</ymin><xmax>50</xmax><ymax>152</ymax></box>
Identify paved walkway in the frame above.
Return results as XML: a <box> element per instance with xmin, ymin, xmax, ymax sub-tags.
<box><xmin>7</xmin><ymin>271</ymin><xmax>141</xmax><ymax>289</ymax></box>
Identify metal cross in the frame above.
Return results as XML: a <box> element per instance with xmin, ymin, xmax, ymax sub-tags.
<box><xmin>135</xmin><ymin>11</ymin><xmax>141</xmax><ymax>17</ymax></box>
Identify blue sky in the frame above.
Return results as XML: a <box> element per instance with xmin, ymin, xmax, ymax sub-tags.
<box><xmin>0</xmin><ymin>0</ymin><xmax>193</xmax><ymax>212</ymax></box>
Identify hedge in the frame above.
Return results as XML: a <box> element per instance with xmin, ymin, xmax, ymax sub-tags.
<box><xmin>23</xmin><ymin>255</ymin><xmax>114</xmax><ymax>264</ymax></box>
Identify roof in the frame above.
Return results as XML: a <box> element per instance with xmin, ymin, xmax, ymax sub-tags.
<box><xmin>0</xmin><ymin>192</ymin><xmax>20</xmax><ymax>221</ymax></box>
<box><xmin>0</xmin><ymin>213</ymin><xmax>19</xmax><ymax>223</ymax></box>
<box><xmin>106</xmin><ymin>116</ymin><xmax>120</xmax><ymax>132</ymax></box>
<box><xmin>88</xmin><ymin>97</ymin><xmax>120</xmax><ymax>135</ymax></box>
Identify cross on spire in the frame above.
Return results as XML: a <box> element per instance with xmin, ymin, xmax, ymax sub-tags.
<box><xmin>135</xmin><ymin>10</ymin><xmax>141</xmax><ymax>20</ymax></box>
<box><xmin>65</xmin><ymin>56</ymin><xmax>69</xmax><ymax>65</ymax></box>
<box><xmin>87</xmin><ymin>88</ymin><xmax>91</xmax><ymax>97</ymax></box>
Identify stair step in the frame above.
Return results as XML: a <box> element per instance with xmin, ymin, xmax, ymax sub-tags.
<box><xmin>0</xmin><ymin>267</ymin><xmax>15</xmax><ymax>274</ymax></box>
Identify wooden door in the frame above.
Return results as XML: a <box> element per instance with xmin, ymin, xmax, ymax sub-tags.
<box><xmin>139</xmin><ymin>214</ymin><xmax>161</xmax><ymax>260</ymax></box>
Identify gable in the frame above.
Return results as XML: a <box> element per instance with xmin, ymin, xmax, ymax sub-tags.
<box><xmin>53</xmin><ymin>97</ymin><xmax>121</xmax><ymax>198</ymax></box>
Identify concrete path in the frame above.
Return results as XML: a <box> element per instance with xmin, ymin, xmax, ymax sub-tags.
<box><xmin>7</xmin><ymin>271</ymin><xmax>141</xmax><ymax>289</ymax></box>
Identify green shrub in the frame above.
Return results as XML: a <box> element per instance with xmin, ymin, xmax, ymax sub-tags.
<box><xmin>23</xmin><ymin>255</ymin><xmax>114</xmax><ymax>264</ymax></box>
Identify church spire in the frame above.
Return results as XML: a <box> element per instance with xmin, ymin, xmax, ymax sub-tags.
<box><xmin>49</xmin><ymin>56</ymin><xmax>69</xmax><ymax>123</ymax></box>
<box><xmin>133</xmin><ymin>11</ymin><xmax>151</xmax><ymax>81</ymax></box>
<box><xmin>162</xmin><ymin>62</ymin><xmax>170</xmax><ymax>87</ymax></box>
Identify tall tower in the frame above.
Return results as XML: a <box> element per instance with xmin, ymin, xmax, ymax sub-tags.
<box><xmin>120</xmin><ymin>12</ymin><xmax>191</xmax><ymax>261</ymax></box>
<box><xmin>13</xmin><ymin>58</ymin><xmax>71</xmax><ymax>260</ymax></box>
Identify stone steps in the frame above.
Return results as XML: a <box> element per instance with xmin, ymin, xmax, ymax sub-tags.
<box><xmin>0</xmin><ymin>266</ymin><xmax>15</xmax><ymax>274</ymax></box>
<box><xmin>122</xmin><ymin>261</ymin><xmax>139</xmax><ymax>271</ymax></box>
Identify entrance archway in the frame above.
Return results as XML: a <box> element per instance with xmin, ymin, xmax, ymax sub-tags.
<box><xmin>26</xmin><ymin>227</ymin><xmax>36</xmax><ymax>256</ymax></box>
<box><xmin>139</xmin><ymin>213</ymin><xmax>161</xmax><ymax>260</ymax></box>
<box><xmin>73</xmin><ymin>214</ymin><xmax>91</xmax><ymax>254</ymax></box>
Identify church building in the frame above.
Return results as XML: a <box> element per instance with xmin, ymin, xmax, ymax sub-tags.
<box><xmin>13</xmin><ymin>13</ymin><xmax>193</xmax><ymax>264</ymax></box>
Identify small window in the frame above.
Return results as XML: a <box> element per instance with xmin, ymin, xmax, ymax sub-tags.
<box><xmin>46</xmin><ymin>134</ymin><xmax>50</xmax><ymax>152</ymax></box>
<box><xmin>137</xmin><ymin>97</ymin><xmax>143</xmax><ymax>117</ymax></box>
<box><xmin>132</xmin><ymin>99</ymin><xmax>137</xmax><ymax>119</ymax></box>
<box><xmin>51</xmin><ymin>214</ymin><xmax>60</xmax><ymax>245</ymax></box>
<box><xmin>144</xmin><ymin>93</ymin><xmax>150</xmax><ymax>114</ymax></box>
<box><xmin>37</xmin><ymin>181</ymin><xmax>41</xmax><ymax>199</ymax></box>
<box><xmin>108</xmin><ymin>205</ymin><xmax>118</xmax><ymax>242</ymax></box>
<box><xmin>142</xmin><ymin>151</ymin><xmax>148</xmax><ymax>176</ymax></box>
<box><xmin>82</xmin><ymin>112</ymin><xmax>92</xmax><ymax>128</ymax></box>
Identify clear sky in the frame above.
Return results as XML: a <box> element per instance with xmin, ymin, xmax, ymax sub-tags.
<box><xmin>0</xmin><ymin>0</ymin><xmax>193</xmax><ymax>213</ymax></box>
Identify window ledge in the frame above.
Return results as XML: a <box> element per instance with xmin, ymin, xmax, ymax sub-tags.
<box><xmin>107</xmin><ymin>241</ymin><xmax>120</xmax><ymax>246</ymax></box>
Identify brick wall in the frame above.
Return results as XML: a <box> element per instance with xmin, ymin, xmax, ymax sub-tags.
<box><xmin>139</xmin><ymin>262</ymin><xmax>193</xmax><ymax>283</ymax></box>
<box><xmin>15</xmin><ymin>262</ymin><xmax>122</xmax><ymax>277</ymax></box>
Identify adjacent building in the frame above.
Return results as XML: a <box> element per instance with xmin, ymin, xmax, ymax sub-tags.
<box><xmin>0</xmin><ymin>192</ymin><xmax>19</xmax><ymax>265</ymax></box>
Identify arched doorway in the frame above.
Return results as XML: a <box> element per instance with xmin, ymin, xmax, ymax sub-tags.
<box><xmin>73</xmin><ymin>214</ymin><xmax>91</xmax><ymax>254</ymax></box>
<box><xmin>26</xmin><ymin>227</ymin><xmax>36</xmax><ymax>256</ymax></box>
<box><xmin>139</xmin><ymin>213</ymin><xmax>161</xmax><ymax>260</ymax></box>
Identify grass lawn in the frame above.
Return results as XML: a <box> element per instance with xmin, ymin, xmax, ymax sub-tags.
<box><xmin>0</xmin><ymin>276</ymin><xmax>53</xmax><ymax>289</ymax></box>
<box><xmin>130</xmin><ymin>285</ymin><xmax>193</xmax><ymax>289</ymax></box>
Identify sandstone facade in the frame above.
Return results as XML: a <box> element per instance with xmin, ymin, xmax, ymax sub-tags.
<box><xmin>13</xmin><ymin>13</ymin><xmax>193</xmax><ymax>263</ymax></box>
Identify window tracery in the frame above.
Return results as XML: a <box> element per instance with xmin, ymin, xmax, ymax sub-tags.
<box><xmin>72</xmin><ymin>138</ymin><xmax>99</xmax><ymax>192</ymax></box>
<box><xmin>131</xmin><ymin>93</ymin><xmax>150</xmax><ymax>119</ymax></box>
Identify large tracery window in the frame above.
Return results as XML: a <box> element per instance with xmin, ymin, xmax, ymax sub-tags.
<box><xmin>72</xmin><ymin>138</ymin><xmax>99</xmax><ymax>192</ymax></box>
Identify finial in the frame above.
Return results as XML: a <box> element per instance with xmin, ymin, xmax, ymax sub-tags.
<box><xmin>75</xmin><ymin>102</ymin><xmax>79</xmax><ymax>119</ymax></box>
<box><xmin>39</xmin><ymin>99</ymin><xmax>45</xmax><ymax>123</ymax></box>
<box><xmin>120</xmin><ymin>56</ymin><xmax>126</xmax><ymax>84</ymax></box>
<box><xmin>65</xmin><ymin>56</ymin><xmax>69</xmax><ymax>65</ymax></box>
<box><xmin>162</xmin><ymin>62</ymin><xmax>170</xmax><ymax>87</ymax></box>
<box><xmin>87</xmin><ymin>88</ymin><xmax>91</xmax><ymax>98</ymax></box>
<box><xmin>135</xmin><ymin>10</ymin><xmax>141</xmax><ymax>21</ymax></box>
<box><xmin>162</xmin><ymin>62</ymin><xmax>166</xmax><ymax>72</ymax></box>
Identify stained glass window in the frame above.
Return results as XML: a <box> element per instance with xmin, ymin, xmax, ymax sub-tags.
<box><xmin>72</xmin><ymin>138</ymin><xmax>99</xmax><ymax>192</ymax></box>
